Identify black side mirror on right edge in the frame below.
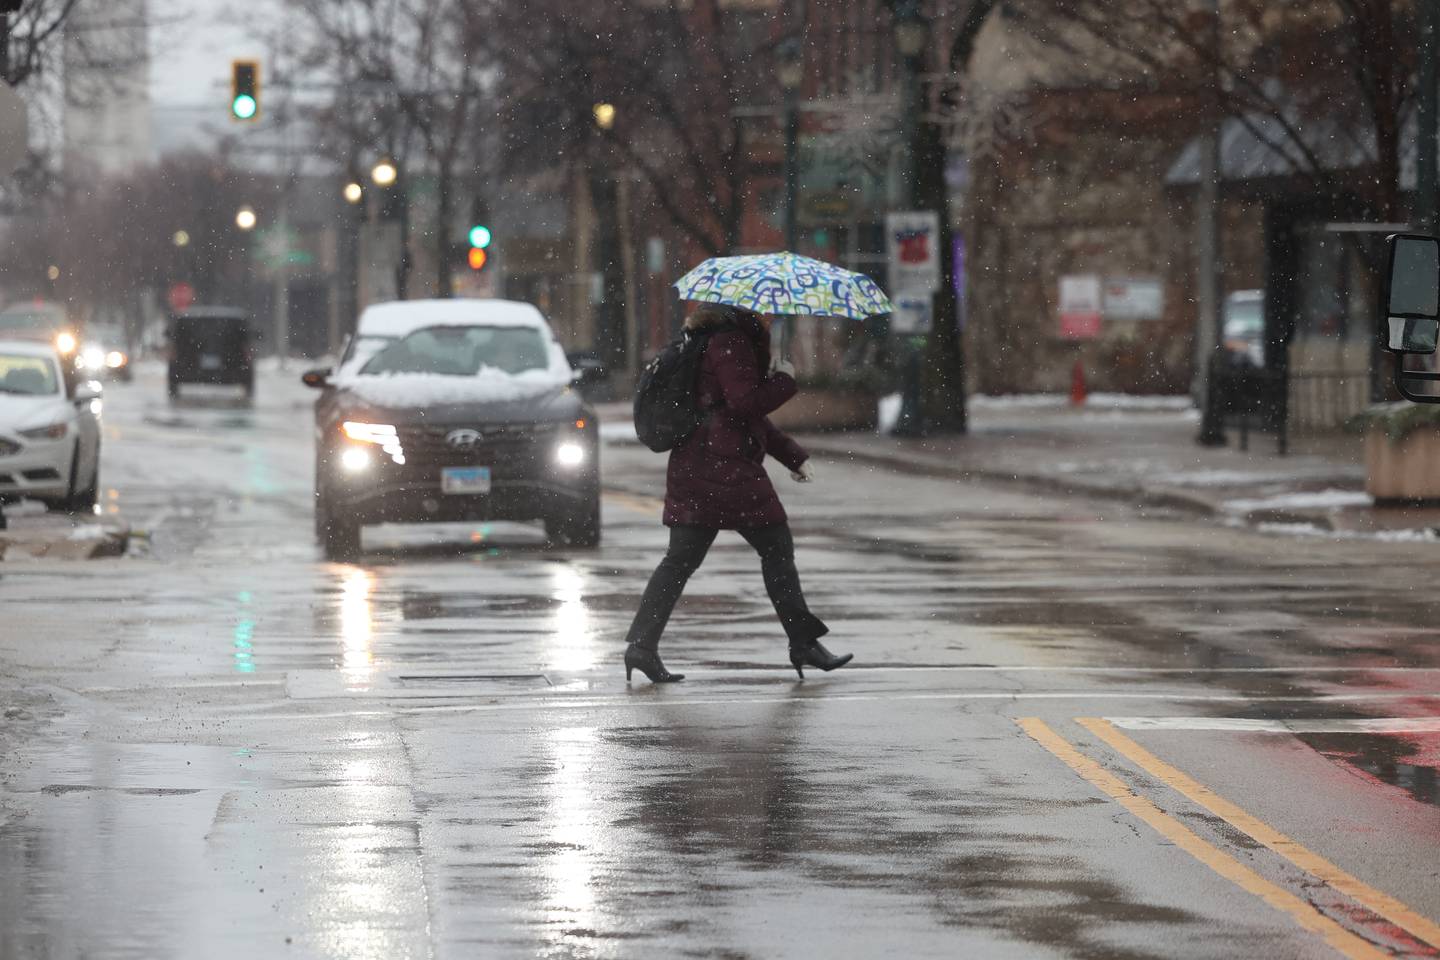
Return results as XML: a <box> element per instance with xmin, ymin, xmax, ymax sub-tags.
<box><xmin>1384</xmin><ymin>234</ymin><xmax>1440</xmax><ymax>402</ymax></box>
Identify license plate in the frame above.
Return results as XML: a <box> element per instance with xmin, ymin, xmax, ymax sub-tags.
<box><xmin>441</xmin><ymin>466</ymin><xmax>491</xmax><ymax>495</ymax></box>
<box><xmin>200</xmin><ymin>354</ymin><xmax>221</xmax><ymax>370</ymax></box>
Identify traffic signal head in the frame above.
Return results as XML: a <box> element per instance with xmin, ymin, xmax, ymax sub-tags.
<box><xmin>467</xmin><ymin>247</ymin><xmax>488</xmax><ymax>271</ymax></box>
<box><xmin>468</xmin><ymin>225</ymin><xmax>492</xmax><ymax>249</ymax></box>
<box><xmin>231</xmin><ymin>61</ymin><xmax>260</xmax><ymax>121</ymax></box>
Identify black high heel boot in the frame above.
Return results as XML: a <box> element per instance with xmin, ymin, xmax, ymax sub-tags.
<box><xmin>625</xmin><ymin>644</ymin><xmax>684</xmax><ymax>683</ymax></box>
<box><xmin>789</xmin><ymin>640</ymin><xmax>853</xmax><ymax>679</ymax></box>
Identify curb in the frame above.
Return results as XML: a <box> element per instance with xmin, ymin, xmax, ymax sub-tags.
<box><xmin>799</xmin><ymin>437</ymin><xmax>1221</xmax><ymax>519</ymax></box>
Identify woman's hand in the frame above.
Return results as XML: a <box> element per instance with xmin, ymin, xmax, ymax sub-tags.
<box><xmin>790</xmin><ymin>461</ymin><xmax>814</xmax><ymax>483</ymax></box>
<box><xmin>770</xmin><ymin>356</ymin><xmax>795</xmax><ymax>379</ymax></box>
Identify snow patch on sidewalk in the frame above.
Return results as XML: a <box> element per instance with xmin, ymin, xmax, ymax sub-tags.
<box><xmin>970</xmin><ymin>392</ymin><xmax>1194</xmax><ymax>411</ymax></box>
<box><xmin>1224</xmin><ymin>489</ymin><xmax>1372</xmax><ymax>513</ymax></box>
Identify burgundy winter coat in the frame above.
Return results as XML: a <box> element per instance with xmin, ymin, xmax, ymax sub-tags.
<box><xmin>663</xmin><ymin>312</ymin><xmax>809</xmax><ymax>529</ymax></box>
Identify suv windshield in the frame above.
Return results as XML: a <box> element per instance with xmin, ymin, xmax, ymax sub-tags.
<box><xmin>0</xmin><ymin>353</ymin><xmax>60</xmax><ymax>395</ymax></box>
<box><xmin>360</xmin><ymin>325</ymin><xmax>549</xmax><ymax>377</ymax></box>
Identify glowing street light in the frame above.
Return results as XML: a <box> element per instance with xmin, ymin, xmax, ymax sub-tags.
<box><xmin>371</xmin><ymin>159</ymin><xmax>398</xmax><ymax>188</ymax></box>
<box><xmin>343</xmin><ymin>181</ymin><xmax>364</xmax><ymax>204</ymax></box>
<box><xmin>46</xmin><ymin>265</ymin><xmax>60</xmax><ymax>281</ymax></box>
<box><xmin>593</xmin><ymin>102</ymin><xmax>616</xmax><ymax>130</ymax></box>
<box><xmin>173</xmin><ymin>229</ymin><xmax>191</xmax><ymax>247</ymax></box>
<box><xmin>235</xmin><ymin>206</ymin><xmax>257</xmax><ymax>230</ymax></box>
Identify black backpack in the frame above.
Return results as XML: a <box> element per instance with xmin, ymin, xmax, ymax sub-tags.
<box><xmin>633</xmin><ymin>329</ymin><xmax>715</xmax><ymax>452</ymax></box>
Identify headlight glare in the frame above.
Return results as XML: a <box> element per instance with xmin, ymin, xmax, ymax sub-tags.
<box><xmin>339</xmin><ymin>446</ymin><xmax>372</xmax><ymax>472</ymax></box>
<box><xmin>556</xmin><ymin>441</ymin><xmax>586</xmax><ymax>466</ymax></box>
<box><xmin>105</xmin><ymin>351</ymin><xmax>126</xmax><ymax>368</ymax></box>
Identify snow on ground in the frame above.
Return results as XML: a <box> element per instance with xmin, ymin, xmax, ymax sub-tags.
<box><xmin>969</xmin><ymin>392</ymin><xmax>1194</xmax><ymax>411</ymax></box>
<box><xmin>1255</xmin><ymin>521</ymin><xmax>1440</xmax><ymax>542</ymax></box>
<box><xmin>1223</xmin><ymin>489</ymin><xmax>1374</xmax><ymax>513</ymax></box>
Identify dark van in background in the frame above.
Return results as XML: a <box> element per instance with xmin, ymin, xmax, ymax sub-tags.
<box><xmin>167</xmin><ymin>307</ymin><xmax>257</xmax><ymax>401</ymax></box>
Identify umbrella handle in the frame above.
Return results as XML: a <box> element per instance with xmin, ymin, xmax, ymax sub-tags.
<box><xmin>774</xmin><ymin>316</ymin><xmax>792</xmax><ymax>362</ymax></box>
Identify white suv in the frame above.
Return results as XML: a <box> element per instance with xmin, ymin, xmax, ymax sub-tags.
<box><xmin>0</xmin><ymin>340</ymin><xmax>102</xmax><ymax>514</ymax></box>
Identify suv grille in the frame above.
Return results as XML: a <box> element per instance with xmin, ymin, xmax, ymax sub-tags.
<box><xmin>395</xmin><ymin>423</ymin><xmax>560</xmax><ymax>475</ymax></box>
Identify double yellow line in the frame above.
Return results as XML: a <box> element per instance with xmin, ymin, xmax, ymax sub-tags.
<box><xmin>1019</xmin><ymin>717</ymin><xmax>1439</xmax><ymax>960</ymax></box>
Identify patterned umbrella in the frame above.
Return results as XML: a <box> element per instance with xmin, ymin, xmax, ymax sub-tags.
<box><xmin>673</xmin><ymin>252</ymin><xmax>893</xmax><ymax>321</ymax></box>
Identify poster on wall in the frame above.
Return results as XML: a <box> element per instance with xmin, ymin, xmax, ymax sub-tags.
<box><xmin>1102</xmin><ymin>277</ymin><xmax>1164</xmax><ymax>320</ymax></box>
<box><xmin>1058</xmin><ymin>274</ymin><xmax>1102</xmax><ymax>340</ymax></box>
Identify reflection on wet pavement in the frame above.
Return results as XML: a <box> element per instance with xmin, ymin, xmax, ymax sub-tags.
<box><xmin>6</xmin><ymin>369</ymin><xmax>1440</xmax><ymax>957</ymax></box>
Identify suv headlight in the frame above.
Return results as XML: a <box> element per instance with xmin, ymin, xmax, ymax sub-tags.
<box><xmin>19</xmin><ymin>422</ymin><xmax>68</xmax><ymax>440</ymax></box>
<box><xmin>556</xmin><ymin>441</ymin><xmax>586</xmax><ymax>466</ymax></box>
<box><xmin>340</xmin><ymin>421</ymin><xmax>404</xmax><ymax>464</ymax></box>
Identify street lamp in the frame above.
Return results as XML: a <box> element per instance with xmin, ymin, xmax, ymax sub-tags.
<box><xmin>593</xmin><ymin>102</ymin><xmax>616</xmax><ymax>131</ymax></box>
<box><xmin>342</xmin><ymin>181</ymin><xmax>364</xmax><ymax>204</ymax></box>
<box><xmin>235</xmin><ymin>206</ymin><xmax>257</xmax><ymax>231</ymax></box>
<box><xmin>371</xmin><ymin>159</ymin><xmax>398</xmax><ymax>188</ymax></box>
<box><xmin>173</xmin><ymin>229</ymin><xmax>191</xmax><ymax>248</ymax></box>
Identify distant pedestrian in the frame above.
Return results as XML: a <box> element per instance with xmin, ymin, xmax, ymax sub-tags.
<box><xmin>624</xmin><ymin>305</ymin><xmax>852</xmax><ymax>683</ymax></box>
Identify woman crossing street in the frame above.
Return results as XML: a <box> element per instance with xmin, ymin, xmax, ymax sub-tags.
<box><xmin>623</xmin><ymin>304</ymin><xmax>853</xmax><ymax>684</ymax></box>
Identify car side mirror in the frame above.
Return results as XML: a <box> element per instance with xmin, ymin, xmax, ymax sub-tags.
<box><xmin>301</xmin><ymin>367</ymin><xmax>331</xmax><ymax>389</ymax></box>
<box><xmin>570</xmin><ymin>359</ymin><xmax>608</xmax><ymax>386</ymax></box>
<box><xmin>1384</xmin><ymin>234</ymin><xmax>1440</xmax><ymax>402</ymax></box>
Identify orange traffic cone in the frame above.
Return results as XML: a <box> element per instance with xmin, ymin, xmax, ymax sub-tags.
<box><xmin>1070</xmin><ymin>360</ymin><xmax>1087</xmax><ymax>407</ymax></box>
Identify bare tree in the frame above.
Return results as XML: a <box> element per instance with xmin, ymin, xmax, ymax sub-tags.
<box><xmin>473</xmin><ymin>0</ymin><xmax>787</xmax><ymax>257</ymax></box>
<box><xmin>0</xmin><ymin>0</ymin><xmax>82</xmax><ymax>87</ymax></box>
<box><xmin>1003</xmin><ymin>0</ymin><xmax>1414</xmax><ymax>225</ymax></box>
<box><xmin>284</xmin><ymin>0</ymin><xmax>486</xmax><ymax>298</ymax></box>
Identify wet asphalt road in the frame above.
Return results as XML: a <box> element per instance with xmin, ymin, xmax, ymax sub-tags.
<box><xmin>2</xmin><ymin>366</ymin><xmax>1440</xmax><ymax>960</ymax></box>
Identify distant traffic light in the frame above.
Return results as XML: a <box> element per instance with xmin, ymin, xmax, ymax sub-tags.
<box><xmin>231</xmin><ymin>61</ymin><xmax>260</xmax><ymax>121</ymax></box>
<box><xmin>467</xmin><ymin>247</ymin><xmax>488</xmax><ymax>271</ymax></box>
<box><xmin>468</xmin><ymin>225</ymin><xmax>492</xmax><ymax>249</ymax></box>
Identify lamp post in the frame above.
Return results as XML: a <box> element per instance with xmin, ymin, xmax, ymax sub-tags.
<box><xmin>777</xmin><ymin>40</ymin><xmax>803</xmax><ymax>255</ymax></box>
<box><xmin>373</xmin><ymin>158</ymin><xmax>410</xmax><ymax>299</ymax></box>
<box><xmin>892</xmin><ymin>0</ymin><xmax>929</xmax><ymax>437</ymax></box>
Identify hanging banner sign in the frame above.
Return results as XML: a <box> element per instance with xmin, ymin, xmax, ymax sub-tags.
<box><xmin>885</xmin><ymin>211</ymin><xmax>942</xmax><ymax>294</ymax></box>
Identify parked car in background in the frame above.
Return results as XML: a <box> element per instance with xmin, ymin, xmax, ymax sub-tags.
<box><xmin>76</xmin><ymin>324</ymin><xmax>132</xmax><ymax>382</ymax></box>
<box><xmin>166</xmin><ymin>307</ymin><xmax>257</xmax><ymax>401</ymax></box>
<box><xmin>0</xmin><ymin>301</ymin><xmax>81</xmax><ymax>361</ymax></box>
<box><xmin>301</xmin><ymin>299</ymin><xmax>606</xmax><ymax>559</ymax></box>
<box><xmin>1222</xmin><ymin>290</ymin><xmax>1266</xmax><ymax>368</ymax></box>
<box><xmin>0</xmin><ymin>339</ymin><xmax>102</xmax><ymax>514</ymax></box>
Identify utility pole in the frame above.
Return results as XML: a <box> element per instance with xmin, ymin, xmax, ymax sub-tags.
<box><xmin>1419</xmin><ymin>1</ymin><xmax>1438</xmax><ymax>236</ymax></box>
<box><xmin>1193</xmin><ymin>0</ymin><xmax>1227</xmax><ymax>446</ymax></box>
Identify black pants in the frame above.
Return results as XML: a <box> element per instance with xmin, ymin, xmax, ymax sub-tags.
<box><xmin>626</xmin><ymin>523</ymin><xmax>828</xmax><ymax>651</ymax></box>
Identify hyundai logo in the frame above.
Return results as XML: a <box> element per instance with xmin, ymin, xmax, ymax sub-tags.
<box><xmin>446</xmin><ymin>428</ymin><xmax>483</xmax><ymax>450</ymax></box>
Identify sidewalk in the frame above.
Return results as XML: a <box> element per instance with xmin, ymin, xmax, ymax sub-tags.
<box><xmin>599</xmin><ymin>396</ymin><xmax>1440</xmax><ymax>539</ymax></box>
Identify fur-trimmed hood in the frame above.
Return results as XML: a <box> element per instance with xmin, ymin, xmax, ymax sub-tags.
<box><xmin>683</xmin><ymin>305</ymin><xmax>770</xmax><ymax>370</ymax></box>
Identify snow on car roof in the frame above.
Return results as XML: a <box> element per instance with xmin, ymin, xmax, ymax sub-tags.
<box><xmin>0</xmin><ymin>339</ymin><xmax>62</xmax><ymax>359</ymax></box>
<box><xmin>356</xmin><ymin>299</ymin><xmax>552</xmax><ymax>337</ymax></box>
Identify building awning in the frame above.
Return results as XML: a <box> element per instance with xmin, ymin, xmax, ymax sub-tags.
<box><xmin>1166</xmin><ymin>108</ymin><xmax>1417</xmax><ymax>190</ymax></box>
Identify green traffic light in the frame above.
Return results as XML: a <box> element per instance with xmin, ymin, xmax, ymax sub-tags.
<box><xmin>232</xmin><ymin>94</ymin><xmax>258</xmax><ymax>120</ymax></box>
<box><xmin>468</xmin><ymin>225</ymin><xmax>492</xmax><ymax>249</ymax></box>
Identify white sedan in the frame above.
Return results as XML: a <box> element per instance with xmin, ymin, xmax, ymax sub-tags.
<box><xmin>0</xmin><ymin>339</ymin><xmax>102</xmax><ymax>513</ymax></box>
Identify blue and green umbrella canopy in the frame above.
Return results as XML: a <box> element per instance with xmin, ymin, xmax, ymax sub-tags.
<box><xmin>674</xmin><ymin>252</ymin><xmax>893</xmax><ymax>321</ymax></box>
